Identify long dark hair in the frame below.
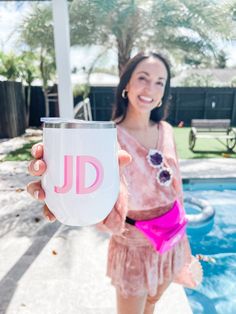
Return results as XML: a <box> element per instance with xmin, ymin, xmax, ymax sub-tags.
<box><xmin>112</xmin><ymin>52</ymin><xmax>171</xmax><ymax>124</ymax></box>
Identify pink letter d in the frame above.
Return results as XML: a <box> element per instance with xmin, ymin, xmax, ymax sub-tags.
<box><xmin>76</xmin><ymin>156</ymin><xmax>104</xmax><ymax>194</ymax></box>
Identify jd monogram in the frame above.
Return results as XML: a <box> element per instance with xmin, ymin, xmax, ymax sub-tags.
<box><xmin>54</xmin><ymin>155</ymin><xmax>104</xmax><ymax>194</ymax></box>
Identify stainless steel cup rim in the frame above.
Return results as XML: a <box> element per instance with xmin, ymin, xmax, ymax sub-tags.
<box><xmin>41</xmin><ymin>118</ymin><xmax>116</xmax><ymax>129</ymax></box>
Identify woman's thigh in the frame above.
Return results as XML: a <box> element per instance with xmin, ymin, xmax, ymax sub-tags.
<box><xmin>116</xmin><ymin>289</ymin><xmax>148</xmax><ymax>314</ymax></box>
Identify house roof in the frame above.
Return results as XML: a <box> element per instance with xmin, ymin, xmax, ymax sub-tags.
<box><xmin>71</xmin><ymin>72</ymin><xmax>119</xmax><ymax>86</ymax></box>
<box><xmin>172</xmin><ymin>68</ymin><xmax>236</xmax><ymax>87</ymax></box>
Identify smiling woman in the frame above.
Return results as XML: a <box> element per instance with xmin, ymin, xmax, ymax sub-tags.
<box><xmin>124</xmin><ymin>57</ymin><xmax>167</xmax><ymax>112</ymax></box>
<box><xmin>27</xmin><ymin>51</ymin><xmax>203</xmax><ymax>314</ymax></box>
<box><xmin>102</xmin><ymin>51</ymin><xmax>202</xmax><ymax>313</ymax></box>
<box><xmin>113</xmin><ymin>52</ymin><xmax>171</xmax><ymax>127</ymax></box>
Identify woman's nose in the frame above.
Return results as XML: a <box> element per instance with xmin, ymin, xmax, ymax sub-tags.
<box><xmin>143</xmin><ymin>81</ymin><xmax>155</xmax><ymax>94</ymax></box>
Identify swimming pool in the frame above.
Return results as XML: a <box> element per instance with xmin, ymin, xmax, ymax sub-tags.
<box><xmin>183</xmin><ymin>179</ymin><xmax>236</xmax><ymax>314</ymax></box>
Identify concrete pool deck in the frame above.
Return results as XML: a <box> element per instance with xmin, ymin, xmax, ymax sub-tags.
<box><xmin>180</xmin><ymin>158</ymin><xmax>236</xmax><ymax>179</ymax></box>
<box><xmin>0</xmin><ymin>161</ymin><xmax>193</xmax><ymax>314</ymax></box>
<box><xmin>0</xmin><ymin>130</ymin><xmax>236</xmax><ymax>314</ymax></box>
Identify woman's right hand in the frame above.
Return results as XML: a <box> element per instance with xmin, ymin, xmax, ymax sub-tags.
<box><xmin>27</xmin><ymin>143</ymin><xmax>56</xmax><ymax>221</ymax></box>
<box><xmin>26</xmin><ymin>143</ymin><xmax>132</xmax><ymax>222</ymax></box>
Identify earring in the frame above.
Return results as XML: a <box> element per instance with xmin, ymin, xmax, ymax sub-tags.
<box><xmin>122</xmin><ymin>89</ymin><xmax>128</xmax><ymax>99</ymax></box>
<box><xmin>157</xmin><ymin>100</ymin><xmax>162</xmax><ymax>108</ymax></box>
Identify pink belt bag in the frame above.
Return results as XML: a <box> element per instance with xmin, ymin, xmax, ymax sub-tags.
<box><xmin>125</xmin><ymin>200</ymin><xmax>188</xmax><ymax>254</ymax></box>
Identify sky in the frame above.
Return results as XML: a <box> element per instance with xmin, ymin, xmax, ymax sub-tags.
<box><xmin>0</xmin><ymin>2</ymin><xmax>118</xmax><ymax>72</ymax></box>
<box><xmin>0</xmin><ymin>1</ymin><xmax>236</xmax><ymax>70</ymax></box>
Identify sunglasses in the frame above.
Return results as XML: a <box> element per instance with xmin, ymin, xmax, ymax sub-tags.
<box><xmin>146</xmin><ymin>149</ymin><xmax>172</xmax><ymax>186</ymax></box>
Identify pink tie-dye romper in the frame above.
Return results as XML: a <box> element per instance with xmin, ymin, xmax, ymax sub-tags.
<box><xmin>97</xmin><ymin>121</ymin><xmax>203</xmax><ymax>297</ymax></box>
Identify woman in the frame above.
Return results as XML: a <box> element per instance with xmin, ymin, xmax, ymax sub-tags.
<box><xmin>27</xmin><ymin>52</ymin><xmax>202</xmax><ymax>314</ymax></box>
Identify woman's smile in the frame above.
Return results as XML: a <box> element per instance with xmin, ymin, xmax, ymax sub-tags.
<box><xmin>138</xmin><ymin>95</ymin><xmax>154</xmax><ymax>104</ymax></box>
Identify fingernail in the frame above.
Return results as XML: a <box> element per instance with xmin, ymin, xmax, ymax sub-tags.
<box><xmin>45</xmin><ymin>215</ymin><xmax>51</xmax><ymax>222</ymax></box>
<box><xmin>33</xmin><ymin>190</ymin><xmax>39</xmax><ymax>199</ymax></box>
<box><xmin>31</xmin><ymin>145</ymin><xmax>41</xmax><ymax>157</ymax></box>
<box><xmin>33</xmin><ymin>161</ymin><xmax>40</xmax><ymax>172</ymax></box>
<box><xmin>31</xmin><ymin>146</ymin><xmax>37</xmax><ymax>157</ymax></box>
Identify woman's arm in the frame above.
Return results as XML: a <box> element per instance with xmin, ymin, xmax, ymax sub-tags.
<box><xmin>95</xmin><ymin>173</ymin><xmax>128</xmax><ymax>234</ymax></box>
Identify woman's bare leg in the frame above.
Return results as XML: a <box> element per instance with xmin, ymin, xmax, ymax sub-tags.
<box><xmin>143</xmin><ymin>280</ymin><xmax>171</xmax><ymax>314</ymax></box>
<box><xmin>116</xmin><ymin>289</ymin><xmax>147</xmax><ymax>314</ymax></box>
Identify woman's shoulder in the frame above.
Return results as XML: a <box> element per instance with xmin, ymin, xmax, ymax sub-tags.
<box><xmin>160</xmin><ymin>120</ymin><xmax>174</xmax><ymax>135</ymax></box>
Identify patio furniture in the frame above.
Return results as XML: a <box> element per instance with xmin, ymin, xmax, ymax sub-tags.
<box><xmin>189</xmin><ymin>119</ymin><xmax>236</xmax><ymax>151</ymax></box>
<box><xmin>74</xmin><ymin>98</ymin><xmax>92</xmax><ymax>121</ymax></box>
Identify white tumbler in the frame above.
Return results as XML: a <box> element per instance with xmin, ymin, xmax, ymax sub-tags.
<box><xmin>41</xmin><ymin>118</ymin><xmax>119</xmax><ymax>226</ymax></box>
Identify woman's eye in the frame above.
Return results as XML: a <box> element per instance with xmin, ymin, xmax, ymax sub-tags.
<box><xmin>156</xmin><ymin>81</ymin><xmax>164</xmax><ymax>86</ymax></box>
<box><xmin>138</xmin><ymin>76</ymin><xmax>147</xmax><ymax>81</ymax></box>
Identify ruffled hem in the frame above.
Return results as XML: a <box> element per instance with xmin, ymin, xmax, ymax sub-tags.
<box><xmin>107</xmin><ymin>234</ymin><xmax>196</xmax><ymax>297</ymax></box>
<box><xmin>174</xmin><ymin>255</ymin><xmax>203</xmax><ymax>289</ymax></box>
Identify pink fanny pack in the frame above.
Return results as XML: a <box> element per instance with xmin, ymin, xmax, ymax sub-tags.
<box><xmin>125</xmin><ymin>200</ymin><xmax>188</xmax><ymax>254</ymax></box>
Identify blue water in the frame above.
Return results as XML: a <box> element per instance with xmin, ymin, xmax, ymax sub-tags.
<box><xmin>183</xmin><ymin>182</ymin><xmax>236</xmax><ymax>314</ymax></box>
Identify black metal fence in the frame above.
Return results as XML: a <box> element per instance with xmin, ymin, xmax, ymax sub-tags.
<box><xmin>169</xmin><ymin>87</ymin><xmax>236</xmax><ymax>126</ymax></box>
<box><xmin>28</xmin><ymin>86</ymin><xmax>46</xmax><ymax>127</ymax></box>
<box><xmin>0</xmin><ymin>81</ymin><xmax>26</xmax><ymax>138</ymax></box>
<box><xmin>23</xmin><ymin>86</ymin><xmax>236</xmax><ymax>127</ymax></box>
<box><xmin>89</xmin><ymin>86</ymin><xmax>236</xmax><ymax>126</ymax></box>
<box><xmin>89</xmin><ymin>86</ymin><xmax>116</xmax><ymax>121</ymax></box>
<box><xmin>2</xmin><ymin>85</ymin><xmax>235</xmax><ymax>137</ymax></box>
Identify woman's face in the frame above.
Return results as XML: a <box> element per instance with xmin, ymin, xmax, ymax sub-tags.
<box><xmin>125</xmin><ymin>57</ymin><xmax>168</xmax><ymax>114</ymax></box>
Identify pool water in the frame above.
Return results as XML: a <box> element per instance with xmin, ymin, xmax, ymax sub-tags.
<box><xmin>183</xmin><ymin>181</ymin><xmax>236</xmax><ymax>314</ymax></box>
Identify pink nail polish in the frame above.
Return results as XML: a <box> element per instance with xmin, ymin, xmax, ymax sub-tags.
<box><xmin>34</xmin><ymin>161</ymin><xmax>40</xmax><ymax>172</ymax></box>
<box><xmin>31</xmin><ymin>146</ymin><xmax>37</xmax><ymax>157</ymax></box>
<box><xmin>33</xmin><ymin>190</ymin><xmax>39</xmax><ymax>199</ymax></box>
<box><xmin>45</xmin><ymin>215</ymin><xmax>51</xmax><ymax>221</ymax></box>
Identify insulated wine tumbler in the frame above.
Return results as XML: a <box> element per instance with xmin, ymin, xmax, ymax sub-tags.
<box><xmin>41</xmin><ymin>118</ymin><xmax>119</xmax><ymax>226</ymax></box>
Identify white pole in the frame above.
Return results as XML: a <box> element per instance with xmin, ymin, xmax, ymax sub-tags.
<box><xmin>52</xmin><ymin>0</ymin><xmax>73</xmax><ymax>118</ymax></box>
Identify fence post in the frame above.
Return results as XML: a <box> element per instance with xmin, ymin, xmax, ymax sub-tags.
<box><xmin>91</xmin><ymin>88</ymin><xmax>97</xmax><ymax>121</ymax></box>
<box><xmin>175</xmin><ymin>89</ymin><xmax>180</xmax><ymax>125</ymax></box>
<box><xmin>0</xmin><ymin>81</ymin><xmax>26</xmax><ymax>138</ymax></box>
<box><xmin>231</xmin><ymin>89</ymin><xmax>236</xmax><ymax>126</ymax></box>
<box><xmin>203</xmin><ymin>89</ymin><xmax>208</xmax><ymax>119</ymax></box>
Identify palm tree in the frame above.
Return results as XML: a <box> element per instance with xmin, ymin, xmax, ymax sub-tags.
<box><xmin>19</xmin><ymin>51</ymin><xmax>39</xmax><ymax>125</ymax></box>
<box><xmin>19</xmin><ymin>4</ymin><xmax>56</xmax><ymax>116</ymax></box>
<box><xmin>0</xmin><ymin>52</ymin><xmax>21</xmax><ymax>80</ymax></box>
<box><xmin>20</xmin><ymin>0</ymin><xmax>236</xmax><ymax>76</ymax></box>
<box><xmin>70</xmin><ymin>0</ymin><xmax>236</xmax><ymax>74</ymax></box>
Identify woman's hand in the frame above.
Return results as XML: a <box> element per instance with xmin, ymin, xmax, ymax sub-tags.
<box><xmin>27</xmin><ymin>143</ymin><xmax>56</xmax><ymax>221</ymax></box>
<box><xmin>27</xmin><ymin>143</ymin><xmax>131</xmax><ymax>222</ymax></box>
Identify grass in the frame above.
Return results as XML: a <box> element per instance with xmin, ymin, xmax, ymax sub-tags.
<box><xmin>2</xmin><ymin>141</ymin><xmax>39</xmax><ymax>162</ymax></box>
<box><xmin>1</xmin><ymin>127</ymin><xmax>236</xmax><ymax>161</ymax></box>
<box><xmin>174</xmin><ymin>127</ymin><xmax>236</xmax><ymax>159</ymax></box>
